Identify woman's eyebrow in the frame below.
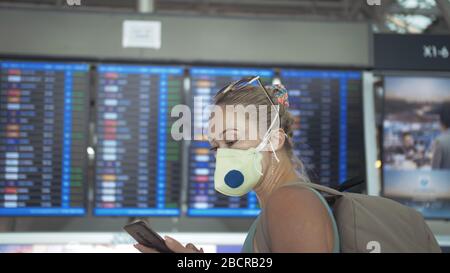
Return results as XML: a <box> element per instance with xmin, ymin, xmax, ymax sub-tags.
<box><xmin>209</xmin><ymin>138</ymin><xmax>218</xmax><ymax>146</ymax></box>
<box><xmin>219</xmin><ymin>128</ymin><xmax>238</xmax><ymax>139</ymax></box>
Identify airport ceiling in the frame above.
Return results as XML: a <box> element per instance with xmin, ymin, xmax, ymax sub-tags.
<box><xmin>0</xmin><ymin>0</ymin><xmax>449</xmax><ymax>33</ymax></box>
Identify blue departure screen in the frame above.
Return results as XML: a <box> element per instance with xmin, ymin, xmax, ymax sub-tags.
<box><xmin>0</xmin><ymin>61</ymin><xmax>89</xmax><ymax>216</ymax></box>
<box><xmin>94</xmin><ymin>64</ymin><xmax>184</xmax><ymax>216</ymax></box>
<box><xmin>280</xmin><ymin>70</ymin><xmax>365</xmax><ymax>187</ymax></box>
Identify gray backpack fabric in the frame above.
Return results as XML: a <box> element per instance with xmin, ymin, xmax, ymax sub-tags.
<box><xmin>296</xmin><ymin>182</ymin><xmax>442</xmax><ymax>253</ymax></box>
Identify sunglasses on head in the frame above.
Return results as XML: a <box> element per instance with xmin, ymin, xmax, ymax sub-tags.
<box><xmin>215</xmin><ymin>76</ymin><xmax>280</xmax><ymax>118</ymax></box>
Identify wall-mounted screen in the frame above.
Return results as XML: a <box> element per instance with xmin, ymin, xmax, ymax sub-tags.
<box><xmin>382</xmin><ymin>75</ymin><xmax>450</xmax><ymax>219</ymax></box>
<box><xmin>280</xmin><ymin>70</ymin><xmax>365</xmax><ymax>188</ymax></box>
<box><xmin>0</xmin><ymin>61</ymin><xmax>89</xmax><ymax>216</ymax></box>
<box><xmin>94</xmin><ymin>64</ymin><xmax>184</xmax><ymax>216</ymax></box>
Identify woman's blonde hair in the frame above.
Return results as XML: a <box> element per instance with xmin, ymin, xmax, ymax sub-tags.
<box><xmin>214</xmin><ymin>84</ymin><xmax>310</xmax><ymax>183</ymax></box>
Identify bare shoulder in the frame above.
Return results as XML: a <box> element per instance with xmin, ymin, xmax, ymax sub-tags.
<box><xmin>264</xmin><ymin>183</ymin><xmax>335</xmax><ymax>252</ymax></box>
<box><xmin>265</xmin><ymin>184</ymin><xmax>328</xmax><ymax>216</ymax></box>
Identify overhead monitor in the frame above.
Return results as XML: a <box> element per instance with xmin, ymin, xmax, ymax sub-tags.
<box><xmin>94</xmin><ymin>64</ymin><xmax>184</xmax><ymax>216</ymax></box>
<box><xmin>0</xmin><ymin>60</ymin><xmax>90</xmax><ymax>216</ymax></box>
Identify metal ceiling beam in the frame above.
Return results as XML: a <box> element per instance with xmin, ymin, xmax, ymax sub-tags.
<box><xmin>154</xmin><ymin>0</ymin><xmax>348</xmax><ymax>17</ymax></box>
<box><xmin>156</xmin><ymin>0</ymin><xmax>345</xmax><ymax>9</ymax></box>
<box><xmin>207</xmin><ymin>0</ymin><xmax>343</xmax><ymax>8</ymax></box>
<box><xmin>342</xmin><ymin>0</ymin><xmax>351</xmax><ymax>17</ymax></box>
<box><xmin>348</xmin><ymin>0</ymin><xmax>364</xmax><ymax>19</ymax></box>
<box><xmin>137</xmin><ymin>0</ymin><xmax>154</xmax><ymax>13</ymax></box>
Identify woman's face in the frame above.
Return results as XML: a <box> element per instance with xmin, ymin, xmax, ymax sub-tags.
<box><xmin>208</xmin><ymin>105</ymin><xmax>273</xmax><ymax>182</ymax></box>
<box><xmin>208</xmin><ymin>105</ymin><xmax>261</xmax><ymax>152</ymax></box>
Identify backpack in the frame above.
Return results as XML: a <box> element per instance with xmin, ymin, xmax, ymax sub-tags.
<box><xmin>297</xmin><ymin>182</ymin><xmax>442</xmax><ymax>253</ymax></box>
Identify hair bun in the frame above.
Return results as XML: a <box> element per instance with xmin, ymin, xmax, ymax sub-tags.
<box><xmin>265</xmin><ymin>84</ymin><xmax>289</xmax><ymax>108</ymax></box>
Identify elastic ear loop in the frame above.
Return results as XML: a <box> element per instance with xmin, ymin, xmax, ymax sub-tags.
<box><xmin>269</xmin><ymin>140</ymin><xmax>280</xmax><ymax>163</ymax></box>
<box><xmin>253</xmin><ymin>135</ymin><xmax>281</xmax><ymax>176</ymax></box>
<box><xmin>253</xmin><ymin>150</ymin><xmax>264</xmax><ymax>176</ymax></box>
<box><xmin>254</xmin><ymin>114</ymin><xmax>282</xmax><ymax>176</ymax></box>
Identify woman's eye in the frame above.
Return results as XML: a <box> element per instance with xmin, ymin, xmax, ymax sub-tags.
<box><xmin>209</xmin><ymin>146</ymin><xmax>218</xmax><ymax>152</ymax></box>
<box><xmin>225</xmin><ymin>141</ymin><xmax>237</xmax><ymax>147</ymax></box>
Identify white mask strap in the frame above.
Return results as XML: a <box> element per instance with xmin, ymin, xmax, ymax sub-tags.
<box><xmin>256</xmin><ymin>113</ymin><xmax>280</xmax><ymax>152</ymax></box>
<box><xmin>253</xmin><ymin>138</ymin><xmax>279</xmax><ymax>176</ymax></box>
<box><xmin>254</xmin><ymin>158</ymin><xmax>263</xmax><ymax>176</ymax></box>
<box><xmin>269</xmin><ymin>140</ymin><xmax>280</xmax><ymax>163</ymax></box>
<box><xmin>253</xmin><ymin>114</ymin><xmax>281</xmax><ymax>175</ymax></box>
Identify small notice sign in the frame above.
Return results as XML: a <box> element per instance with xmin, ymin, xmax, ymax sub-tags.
<box><xmin>122</xmin><ymin>20</ymin><xmax>161</xmax><ymax>49</ymax></box>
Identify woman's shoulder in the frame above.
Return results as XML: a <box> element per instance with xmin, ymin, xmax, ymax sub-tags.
<box><xmin>265</xmin><ymin>182</ymin><xmax>329</xmax><ymax>219</ymax></box>
<box><xmin>268</xmin><ymin>182</ymin><xmax>319</xmax><ymax>202</ymax></box>
<box><xmin>261</xmin><ymin>181</ymin><xmax>336</xmax><ymax>252</ymax></box>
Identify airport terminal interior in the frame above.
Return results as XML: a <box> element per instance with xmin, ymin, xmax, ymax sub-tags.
<box><xmin>0</xmin><ymin>0</ymin><xmax>449</xmax><ymax>253</ymax></box>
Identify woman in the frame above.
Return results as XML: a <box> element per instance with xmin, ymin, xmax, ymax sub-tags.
<box><xmin>135</xmin><ymin>76</ymin><xmax>339</xmax><ymax>253</ymax></box>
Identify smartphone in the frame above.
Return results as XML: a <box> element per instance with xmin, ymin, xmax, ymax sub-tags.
<box><xmin>123</xmin><ymin>220</ymin><xmax>174</xmax><ymax>253</ymax></box>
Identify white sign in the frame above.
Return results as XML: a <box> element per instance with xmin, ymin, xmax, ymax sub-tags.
<box><xmin>366</xmin><ymin>0</ymin><xmax>381</xmax><ymax>6</ymax></box>
<box><xmin>66</xmin><ymin>0</ymin><xmax>81</xmax><ymax>6</ymax></box>
<box><xmin>122</xmin><ymin>20</ymin><xmax>161</xmax><ymax>49</ymax></box>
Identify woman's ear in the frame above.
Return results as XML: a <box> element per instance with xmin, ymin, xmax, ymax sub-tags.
<box><xmin>268</xmin><ymin>128</ymin><xmax>286</xmax><ymax>152</ymax></box>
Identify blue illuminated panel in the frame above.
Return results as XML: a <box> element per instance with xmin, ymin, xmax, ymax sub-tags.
<box><xmin>280</xmin><ymin>70</ymin><xmax>364</xmax><ymax>188</ymax></box>
<box><xmin>94</xmin><ymin>64</ymin><xmax>183</xmax><ymax>216</ymax></box>
<box><xmin>0</xmin><ymin>61</ymin><xmax>89</xmax><ymax>216</ymax></box>
<box><xmin>187</xmin><ymin>67</ymin><xmax>274</xmax><ymax>217</ymax></box>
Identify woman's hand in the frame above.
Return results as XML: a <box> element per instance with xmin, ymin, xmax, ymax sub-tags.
<box><xmin>134</xmin><ymin>236</ymin><xmax>204</xmax><ymax>253</ymax></box>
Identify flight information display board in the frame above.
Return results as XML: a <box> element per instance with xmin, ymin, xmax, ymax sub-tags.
<box><xmin>187</xmin><ymin>67</ymin><xmax>274</xmax><ymax>217</ymax></box>
<box><xmin>280</xmin><ymin>70</ymin><xmax>365</xmax><ymax>188</ymax></box>
<box><xmin>94</xmin><ymin>64</ymin><xmax>184</xmax><ymax>216</ymax></box>
<box><xmin>187</xmin><ymin>68</ymin><xmax>365</xmax><ymax>217</ymax></box>
<box><xmin>0</xmin><ymin>61</ymin><xmax>89</xmax><ymax>216</ymax></box>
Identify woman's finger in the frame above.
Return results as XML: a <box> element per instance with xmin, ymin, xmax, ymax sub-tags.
<box><xmin>186</xmin><ymin>243</ymin><xmax>200</xmax><ymax>252</ymax></box>
<box><xmin>164</xmin><ymin>236</ymin><xmax>195</xmax><ymax>253</ymax></box>
<box><xmin>134</xmin><ymin>244</ymin><xmax>160</xmax><ymax>253</ymax></box>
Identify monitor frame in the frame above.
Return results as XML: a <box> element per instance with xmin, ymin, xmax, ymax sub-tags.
<box><xmin>0</xmin><ymin>58</ymin><xmax>91</xmax><ymax>217</ymax></box>
<box><xmin>92</xmin><ymin>63</ymin><xmax>186</xmax><ymax>217</ymax></box>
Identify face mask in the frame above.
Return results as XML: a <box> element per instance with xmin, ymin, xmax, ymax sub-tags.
<box><xmin>213</xmin><ymin>118</ymin><xmax>280</xmax><ymax>197</ymax></box>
